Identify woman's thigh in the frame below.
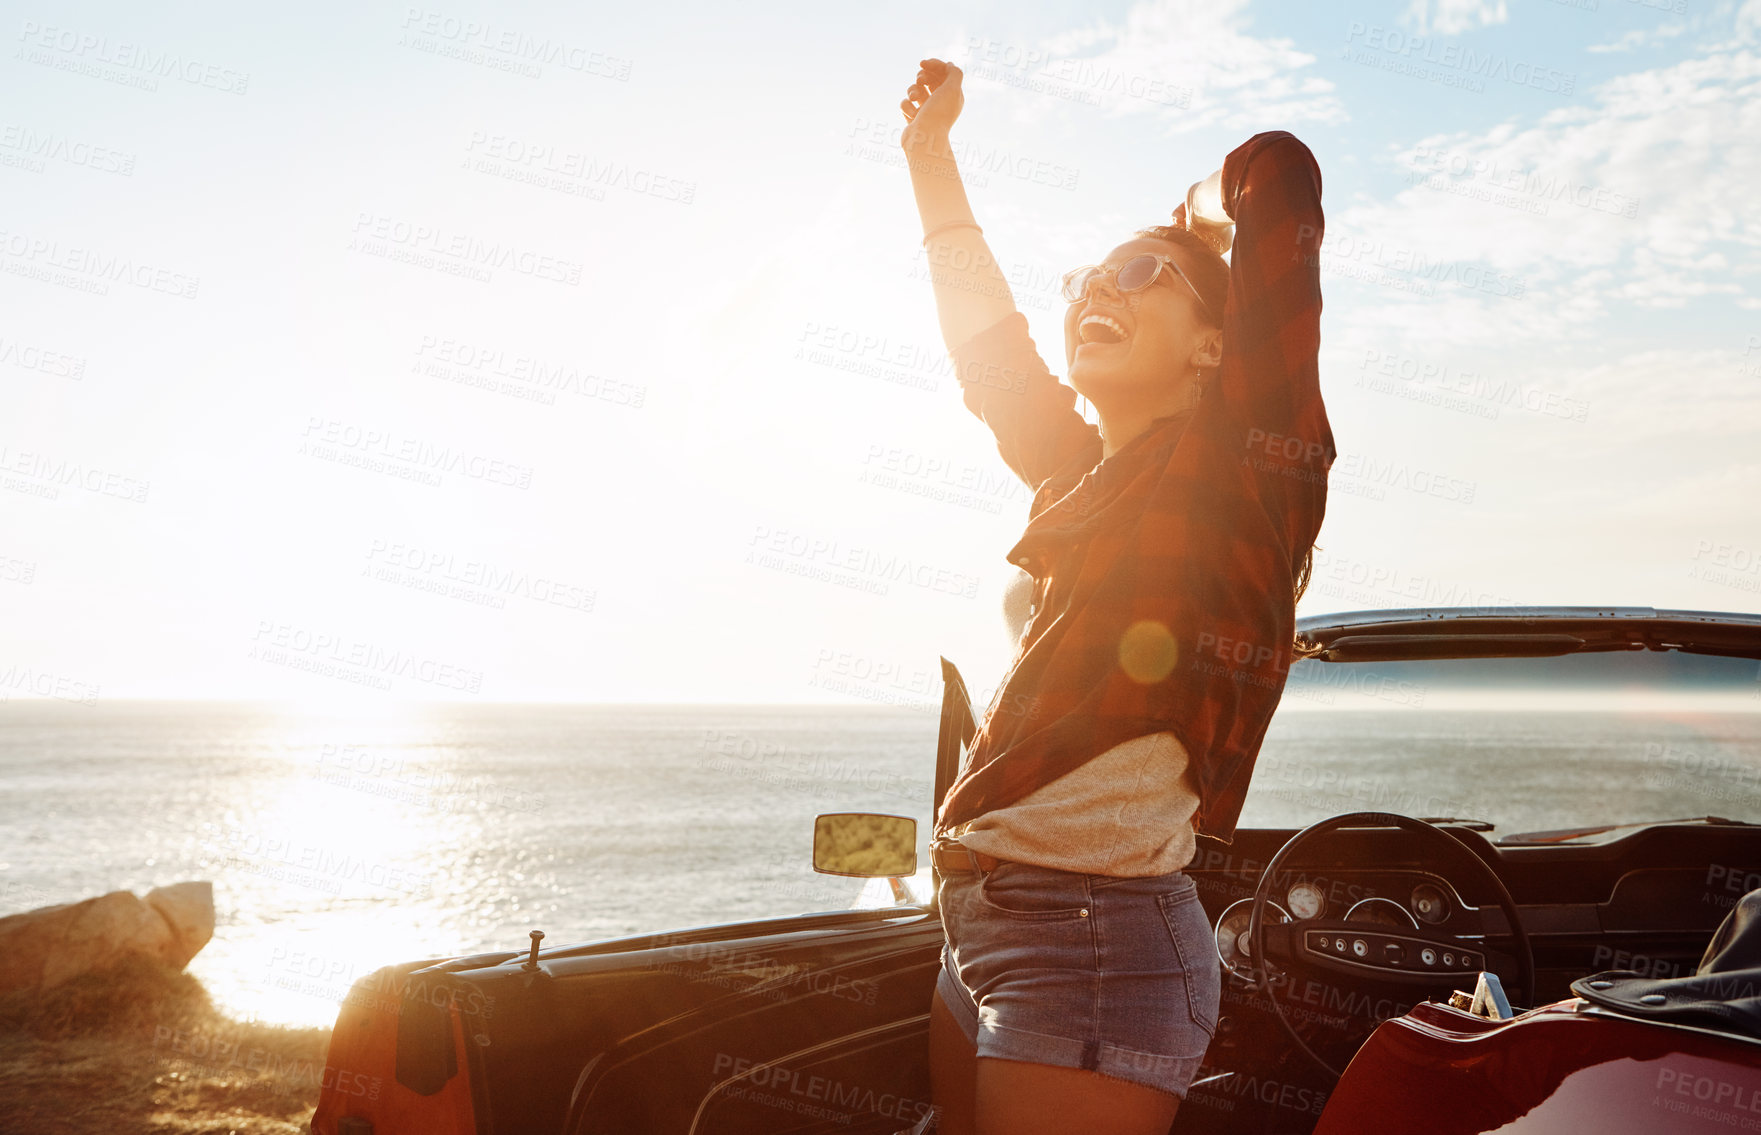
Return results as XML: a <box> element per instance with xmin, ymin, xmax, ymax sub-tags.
<box><xmin>929</xmin><ymin>978</ymin><xmax>979</xmax><ymax>1135</ymax></box>
<box><xmin>975</xmin><ymin>1056</ymin><xmax>1180</xmax><ymax>1135</ymax></box>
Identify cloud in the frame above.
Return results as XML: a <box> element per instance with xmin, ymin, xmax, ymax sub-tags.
<box><xmin>959</xmin><ymin>0</ymin><xmax>1346</xmax><ymax>134</ymax></box>
<box><xmin>1587</xmin><ymin>23</ymin><xmax>1689</xmax><ymax>54</ymax></box>
<box><xmin>1326</xmin><ymin>42</ymin><xmax>1761</xmax><ymax>345</ymax></box>
<box><xmin>1402</xmin><ymin>0</ymin><xmax>1510</xmax><ymax>36</ymax></box>
<box><xmin>1537</xmin><ymin>346</ymin><xmax>1761</xmax><ymax>447</ymax></box>
<box><xmin>1740</xmin><ymin>0</ymin><xmax>1761</xmax><ymax>44</ymax></box>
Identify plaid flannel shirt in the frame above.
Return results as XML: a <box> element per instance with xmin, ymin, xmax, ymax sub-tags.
<box><xmin>936</xmin><ymin>130</ymin><xmax>1333</xmax><ymax>846</ymax></box>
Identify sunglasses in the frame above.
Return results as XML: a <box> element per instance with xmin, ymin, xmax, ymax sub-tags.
<box><xmin>1059</xmin><ymin>253</ymin><xmax>1219</xmax><ymax>324</ymax></box>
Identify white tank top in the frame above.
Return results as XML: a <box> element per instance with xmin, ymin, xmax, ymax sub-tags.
<box><xmin>945</xmin><ymin>731</ymin><xmax>1200</xmax><ymax>877</ymax></box>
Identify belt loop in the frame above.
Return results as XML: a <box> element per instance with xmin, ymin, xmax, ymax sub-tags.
<box><xmin>965</xmin><ymin>847</ymin><xmax>983</xmax><ymax>876</ymax></box>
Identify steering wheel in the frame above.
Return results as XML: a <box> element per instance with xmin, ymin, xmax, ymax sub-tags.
<box><xmin>1246</xmin><ymin>811</ymin><xmax>1535</xmax><ymax>1079</ymax></box>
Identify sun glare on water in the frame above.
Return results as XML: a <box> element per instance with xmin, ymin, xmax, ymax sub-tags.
<box><xmin>187</xmin><ymin>700</ymin><xmax>483</xmax><ymax>1028</ymax></box>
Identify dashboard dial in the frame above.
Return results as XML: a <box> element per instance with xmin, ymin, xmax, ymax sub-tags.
<box><xmin>1286</xmin><ymin>881</ymin><xmax>1326</xmax><ymax>920</ymax></box>
<box><xmin>1411</xmin><ymin>883</ymin><xmax>1449</xmax><ymax>924</ymax></box>
<box><xmin>1344</xmin><ymin>896</ymin><xmax>1420</xmax><ymax>929</ymax></box>
<box><xmin>1215</xmin><ymin>898</ymin><xmax>1290</xmax><ymax>978</ymax></box>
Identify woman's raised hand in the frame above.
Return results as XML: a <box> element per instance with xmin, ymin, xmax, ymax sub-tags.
<box><xmin>900</xmin><ymin>58</ymin><xmax>963</xmax><ymax>152</ymax></box>
<box><xmin>898</xmin><ymin>56</ymin><xmax>1017</xmax><ymax>360</ymax></box>
<box><xmin>1178</xmin><ymin>173</ymin><xmax>1235</xmax><ymax>256</ymax></box>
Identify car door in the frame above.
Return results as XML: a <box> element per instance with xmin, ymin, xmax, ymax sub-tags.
<box><xmin>344</xmin><ymin>660</ymin><xmax>976</xmax><ymax>1135</ymax></box>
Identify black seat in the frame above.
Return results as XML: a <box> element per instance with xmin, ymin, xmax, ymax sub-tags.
<box><xmin>1571</xmin><ymin>888</ymin><xmax>1761</xmax><ymax>1040</ymax></box>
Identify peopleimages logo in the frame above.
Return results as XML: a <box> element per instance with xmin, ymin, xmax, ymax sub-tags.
<box><xmin>710</xmin><ymin>1053</ymin><xmax>935</xmax><ymax>1127</ymax></box>
<box><xmin>298</xmin><ymin>417</ymin><xmax>534</xmax><ymax>490</ymax></box>
<box><xmin>15</xmin><ymin>21</ymin><xmax>250</xmax><ymax>94</ymax></box>
<box><xmin>398</xmin><ymin>8</ymin><xmax>631</xmax><ymax>80</ymax></box>
<box><xmin>1301</xmin><ymin>227</ymin><xmax>1526</xmax><ymax>300</ymax></box>
<box><xmin>0</xmin><ymin>229</ymin><xmax>199</xmax><ymax>299</ymax></box>
<box><xmin>248</xmin><ymin>620</ymin><xmax>485</xmax><ymax>694</ymax></box>
<box><xmin>1356</xmin><ymin>348</ymin><xmax>1589</xmax><ymax>424</ymax></box>
<box><xmin>0</xmin><ymin>124</ymin><xmax>136</xmax><ymax>175</ymax></box>
<box><xmin>962</xmin><ymin>36</ymin><xmax>1192</xmax><ymax>108</ymax></box>
<box><xmin>463</xmin><ymin>133</ymin><xmax>694</xmax><ymax>203</ymax></box>
<box><xmin>0</xmin><ymin>334</ymin><xmax>87</xmax><ymax>380</ymax></box>
<box><xmin>363</xmin><ymin>539</ymin><xmax>595</xmax><ymax>613</ymax></box>
<box><xmin>1406</xmin><ymin>144</ymin><xmax>1640</xmax><ymax>220</ymax></box>
<box><xmin>747</xmin><ymin>525</ymin><xmax>982</xmax><ymax>600</ymax></box>
<box><xmin>349</xmin><ymin>213</ymin><xmax>583</xmax><ymax>286</ymax></box>
<box><xmin>1342</xmin><ymin>23</ymin><xmax>1576</xmax><ymax>94</ymax></box>
<box><xmin>848</xmin><ymin>117</ymin><xmax>1080</xmax><ymax>191</ymax></box>
<box><xmin>0</xmin><ymin>665</ymin><xmax>99</xmax><ymax>705</ymax></box>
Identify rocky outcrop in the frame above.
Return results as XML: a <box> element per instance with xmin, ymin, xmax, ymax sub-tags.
<box><xmin>0</xmin><ymin>882</ymin><xmax>215</xmax><ymax>993</ymax></box>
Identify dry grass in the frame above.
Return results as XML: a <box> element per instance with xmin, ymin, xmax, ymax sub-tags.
<box><xmin>0</xmin><ymin>957</ymin><xmax>331</xmax><ymax>1134</ymax></box>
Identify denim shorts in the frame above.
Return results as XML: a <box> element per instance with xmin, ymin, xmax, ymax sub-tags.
<box><xmin>935</xmin><ymin>859</ymin><xmax>1221</xmax><ymax>1099</ymax></box>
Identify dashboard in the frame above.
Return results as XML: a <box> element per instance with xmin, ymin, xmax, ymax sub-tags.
<box><xmin>1186</xmin><ymin>821</ymin><xmax>1760</xmax><ymax>1005</ymax></box>
<box><xmin>1212</xmin><ymin>869</ymin><xmax>1478</xmax><ymax>978</ymax></box>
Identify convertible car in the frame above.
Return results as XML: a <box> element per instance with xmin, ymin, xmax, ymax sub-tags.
<box><xmin>309</xmin><ymin>606</ymin><xmax>1761</xmax><ymax>1134</ymax></box>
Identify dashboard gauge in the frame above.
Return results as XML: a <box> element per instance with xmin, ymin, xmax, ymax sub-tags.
<box><xmin>1344</xmin><ymin>896</ymin><xmax>1420</xmax><ymax>929</ymax></box>
<box><xmin>1215</xmin><ymin>897</ymin><xmax>1290</xmax><ymax>978</ymax></box>
<box><xmin>1411</xmin><ymin>883</ymin><xmax>1450</xmax><ymax>925</ymax></box>
<box><xmin>1286</xmin><ymin>881</ymin><xmax>1326</xmax><ymax>921</ymax></box>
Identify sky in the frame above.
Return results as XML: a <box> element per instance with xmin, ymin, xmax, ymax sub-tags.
<box><xmin>4</xmin><ymin>0</ymin><xmax>1760</xmax><ymax>705</ymax></box>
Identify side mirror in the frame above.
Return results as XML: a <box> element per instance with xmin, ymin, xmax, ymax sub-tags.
<box><xmin>812</xmin><ymin>812</ymin><xmax>917</xmax><ymax>878</ymax></box>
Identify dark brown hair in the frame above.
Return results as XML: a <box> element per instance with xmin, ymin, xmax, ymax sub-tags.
<box><xmin>1132</xmin><ymin>224</ymin><xmax>1230</xmax><ymax>328</ymax></box>
<box><xmin>1293</xmin><ymin>544</ymin><xmax>1315</xmax><ymax>607</ymax></box>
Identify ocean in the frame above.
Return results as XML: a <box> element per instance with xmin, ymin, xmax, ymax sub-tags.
<box><xmin>3</xmin><ymin>699</ymin><xmax>1758</xmax><ymax>1027</ymax></box>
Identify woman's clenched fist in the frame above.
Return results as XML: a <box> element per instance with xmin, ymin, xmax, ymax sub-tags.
<box><xmin>900</xmin><ymin>58</ymin><xmax>963</xmax><ymax>152</ymax></box>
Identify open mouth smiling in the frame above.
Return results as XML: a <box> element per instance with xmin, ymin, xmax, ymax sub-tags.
<box><xmin>1078</xmin><ymin>311</ymin><xmax>1129</xmax><ymax>347</ymax></box>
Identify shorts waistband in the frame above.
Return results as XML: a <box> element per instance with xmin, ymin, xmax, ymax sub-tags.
<box><xmin>929</xmin><ymin>837</ymin><xmax>1003</xmax><ymax>875</ymax></box>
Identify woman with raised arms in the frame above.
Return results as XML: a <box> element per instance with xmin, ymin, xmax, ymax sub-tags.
<box><xmin>898</xmin><ymin>57</ymin><xmax>1334</xmax><ymax>1134</ymax></box>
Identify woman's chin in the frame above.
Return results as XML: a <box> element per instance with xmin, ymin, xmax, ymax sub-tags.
<box><xmin>1069</xmin><ymin>347</ymin><xmax>1133</xmax><ymax>399</ymax></box>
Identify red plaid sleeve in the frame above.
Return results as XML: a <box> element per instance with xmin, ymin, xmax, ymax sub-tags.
<box><xmin>1218</xmin><ymin>131</ymin><xmax>1335</xmax><ymax>525</ymax></box>
<box><xmin>948</xmin><ymin>312</ymin><xmax>1102</xmax><ymax>495</ymax></box>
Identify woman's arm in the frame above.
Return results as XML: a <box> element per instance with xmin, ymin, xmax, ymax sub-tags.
<box><xmin>1211</xmin><ymin>132</ymin><xmax>1328</xmax><ymax>444</ymax></box>
<box><xmin>1208</xmin><ymin>131</ymin><xmax>1334</xmax><ymax>564</ymax></box>
<box><xmin>898</xmin><ymin>59</ymin><xmax>1097</xmax><ymax>494</ymax></box>
<box><xmin>900</xmin><ymin>60</ymin><xmax>1017</xmax><ymax>352</ymax></box>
